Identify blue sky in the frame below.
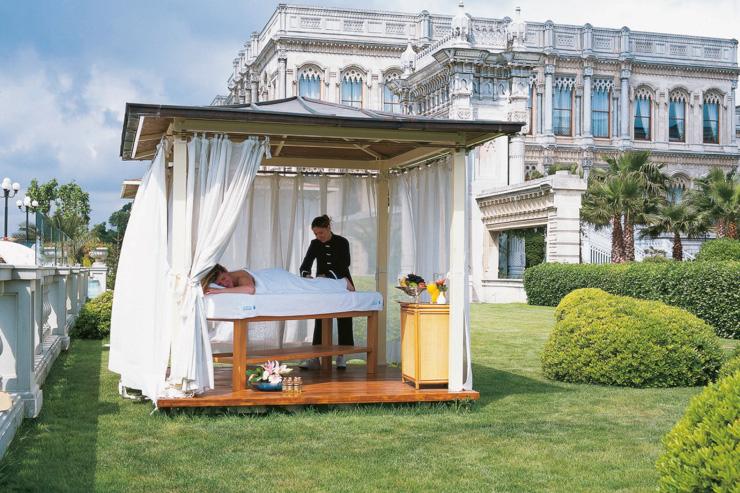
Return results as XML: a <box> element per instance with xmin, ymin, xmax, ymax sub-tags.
<box><xmin>0</xmin><ymin>0</ymin><xmax>737</xmax><ymax>227</ymax></box>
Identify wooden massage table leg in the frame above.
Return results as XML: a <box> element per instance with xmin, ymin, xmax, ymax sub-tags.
<box><xmin>232</xmin><ymin>319</ymin><xmax>248</xmax><ymax>392</ymax></box>
<box><xmin>321</xmin><ymin>318</ymin><xmax>332</xmax><ymax>371</ymax></box>
<box><xmin>367</xmin><ymin>311</ymin><xmax>378</xmax><ymax>374</ymax></box>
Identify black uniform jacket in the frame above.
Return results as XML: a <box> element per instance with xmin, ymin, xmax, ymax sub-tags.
<box><xmin>299</xmin><ymin>234</ymin><xmax>352</xmax><ymax>282</ymax></box>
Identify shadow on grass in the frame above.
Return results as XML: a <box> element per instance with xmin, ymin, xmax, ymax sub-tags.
<box><xmin>0</xmin><ymin>339</ymin><xmax>104</xmax><ymax>491</ymax></box>
<box><xmin>472</xmin><ymin>363</ymin><xmax>568</xmax><ymax>407</ymax></box>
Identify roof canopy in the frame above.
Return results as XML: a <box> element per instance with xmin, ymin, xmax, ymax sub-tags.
<box><xmin>121</xmin><ymin>97</ymin><xmax>523</xmax><ymax>171</ymax></box>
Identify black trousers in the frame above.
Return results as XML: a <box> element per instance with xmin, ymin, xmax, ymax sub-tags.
<box><xmin>312</xmin><ymin>317</ymin><xmax>354</xmax><ymax>346</ymax></box>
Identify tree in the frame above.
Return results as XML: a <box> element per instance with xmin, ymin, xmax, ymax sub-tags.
<box><xmin>582</xmin><ymin>151</ymin><xmax>669</xmax><ymax>263</ymax></box>
<box><xmin>26</xmin><ymin>179</ymin><xmax>58</xmax><ymax>215</ymax></box>
<box><xmin>689</xmin><ymin>168</ymin><xmax>740</xmax><ymax>239</ymax></box>
<box><xmin>641</xmin><ymin>203</ymin><xmax>706</xmax><ymax>261</ymax></box>
<box><xmin>108</xmin><ymin>202</ymin><xmax>131</xmax><ymax>245</ymax></box>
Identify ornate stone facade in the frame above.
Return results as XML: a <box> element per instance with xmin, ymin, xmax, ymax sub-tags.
<box><xmin>214</xmin><ymin>3</ymin><xmax>739</xmax><ymax>297</ymax></box>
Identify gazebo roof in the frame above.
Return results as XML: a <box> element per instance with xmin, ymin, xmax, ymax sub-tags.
<box><xmin>121</xmin><ymin>97</ymin><xmax>523</xmax><ymax>170</ymax></box>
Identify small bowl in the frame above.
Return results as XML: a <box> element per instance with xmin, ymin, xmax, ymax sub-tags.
<box><xmin>249</xmin><ymin>380</ymin><xmax>283</xmax><ymax>391</ymax></box>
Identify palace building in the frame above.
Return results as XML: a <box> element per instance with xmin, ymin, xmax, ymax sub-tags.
<box><xmin>213</xmin><ymin>3</ymin><xmax>739</xmax><ymax>301</ymax></box>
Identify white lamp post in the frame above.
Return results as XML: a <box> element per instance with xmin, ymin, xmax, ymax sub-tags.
<box><xmin>2</xmin><ymin>178</ymin><xmax>21</xmax><ymax>239</ymax></box>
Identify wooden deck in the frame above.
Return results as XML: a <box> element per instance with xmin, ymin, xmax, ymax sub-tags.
<box><xmin>157</xmin><ymin>366</ymin><xmax>479</xmax><ymax>408</ymax></box>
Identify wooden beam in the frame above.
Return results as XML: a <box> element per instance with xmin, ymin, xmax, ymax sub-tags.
<box><xmin>131</xmin><ymin>116</ymin><xmax>145</xmax><ymax>159</ymax></box>
<box><xmin>179</xmin><ymin>119</ymin><xmax>462</xmax><ymax>145</ymax></box>
<box><xmin>381</xmin><ymin>146</ymin><xmax>449</xmax><ymax>169</ymax></box>
<box><xmin>273</xmin><ymin>136</ymin><xmax>286</xmax><ymax>157</ymax></box>
<box><xmin>262</xmin><ymin>156</ymin><xmax>381</xmax><ymax>171</ymax></box>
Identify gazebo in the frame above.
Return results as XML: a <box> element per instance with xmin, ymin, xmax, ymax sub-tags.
<box><xmin>111</xmin><ymin>97</ymin><xmax>522</xmax><ymax>408</ymax></box>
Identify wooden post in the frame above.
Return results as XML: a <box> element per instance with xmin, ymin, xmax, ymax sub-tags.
<box><xmin>321</xmin><ymin>318</ymin><xmax>332</xmax><ymax>370</ymax></box>
<box><xmin>171</xmin><ymin>133</ymin><xmax>188</xmax><ymax>273</ymax></box>
<box><xmin>366</xmin><ymin>312</ymin><xmax>378</xmax><ymax>374</ymax></box>
<box><xmin>232</xmin><ymin>319</ymin><xmax>248</xmax><ymax>392</ymax></box>
<box><xmin>448</xmin><ymin>148</ymin><xmax>467</xmax><ymax>391</ymax></box>
<box><xmin>375</xmin><ymin>171</ymin><xmax>389</xmax><ymax>366</ymax></box>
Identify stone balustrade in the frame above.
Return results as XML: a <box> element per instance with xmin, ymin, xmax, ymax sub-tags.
<box><xmin>0</xmin><ymin>265</ymin><xmax>89</xmax><ymax>458</ymax></box>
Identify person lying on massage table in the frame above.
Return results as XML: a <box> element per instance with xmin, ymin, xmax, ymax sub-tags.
<box><xmin>201</xmin><ymin>264</ymin><xmax>355</xmax><ymax>295</ymax></box>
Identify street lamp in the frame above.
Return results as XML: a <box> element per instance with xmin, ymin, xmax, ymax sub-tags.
<box><xmin>17</xmin><ymin>196</ymin><xmax>39</xmax><ymax>243</ymax></box>
<box><xmin>2</xmin><ymin>178</ymin><xmax>21</xmax><ymax>239</ymax></box>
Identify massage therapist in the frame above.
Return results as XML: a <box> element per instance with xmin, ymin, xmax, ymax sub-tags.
<box><xmin>298</xmin><ymin>215</ymin><xmax>354</xmax><ymax>369</ymax></box>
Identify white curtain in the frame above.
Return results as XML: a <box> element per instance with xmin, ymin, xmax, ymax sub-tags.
<box><xmin>168</xmin><ymin>135</ymin><xmax>270</xmax><ymax>395</ymax></box>
<box><xmin>109</xmin><ymin>143</ymin><xmax>171</xmax><ymax>400</ymax></box>
<box><xmin>388</xmin><ymin>160</ymin><xmax>452</xmax><ymax>362</ymax></box>
<box><xmin>213</xmin><ymin>173</ymin><xmax>377</xmax><ymax>354</ymax></box>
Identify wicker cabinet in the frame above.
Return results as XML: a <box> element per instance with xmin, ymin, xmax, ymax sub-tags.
<box><xmin>400</xmin><ymin>303</ymin><xmax>449</xmax><ymax>388</ymax></box>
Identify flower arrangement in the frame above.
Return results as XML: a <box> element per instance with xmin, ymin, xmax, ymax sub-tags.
<box><xmin>247</xmin><ymin>360</ymin><xmax>292</xmax><ymax>390</ymax></box>
<box><xmin>435</xmin><ymin>277</ymin><xmax>448</xmax><ymax>293</ymax></box>
<box><xmin>426</xmin><ymin>277</ymin><xmax>448</xmax><ymax>303</ymax></box>
<box><xmin>397</xmin><ymin>273</ymin><xmax>426</xmax><ymax>298</ymax></box>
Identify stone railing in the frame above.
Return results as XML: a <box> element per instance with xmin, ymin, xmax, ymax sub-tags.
<box><xmin>0</xmin><ymin>265</ymin><xmax>88</xmax><ymax>458</ymax></box>
<box><xmin>524</xmin><ymin>21</ymin><xmax>737</xmax><ymax>67</ymax></box>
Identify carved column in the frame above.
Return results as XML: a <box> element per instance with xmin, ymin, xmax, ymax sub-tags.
<box><xmin>619</xmin><ymin>67</ymin><xmax>631</xmax><ymax>144</ymax></box>
<box><xmin>544</xmin><ymin>64</ymin><xmax>554</xmax><ymax>137</ymax></box>
<box><xmin>277</xmin><ymin>51</ymin><xmax>287</xmax><ymax>99</ymax></box>
<box><xmin>728</xmin><ymin>80</ymin><xmax>737</xmax><ymax>146</ymax></box>
<box><xmin>582</xmin><ymin>66</ymin><xmax>593</xmax><ymax>138</ymax></box>
<box><xmin>250</xmin><ymin>77</ymin><xmax>259</xmax><ymax>104</ymax></box>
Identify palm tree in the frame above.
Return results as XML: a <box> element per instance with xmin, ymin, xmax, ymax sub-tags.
<box><xmin>689</xmin><ymin>168</ymin><xmax>740</xmax><ymax>239</ymax></box>
<box><xmin>582</xmin><ymin>175</ymin><xmax>632</xmax><ymax>263</ymax></box>
<box><xmin>602</xmin><ymin>151</ymin><xmax>669</xmax><ymax>261</ymax></box>
<box><xmin>583</xmin><ymin>151</ymin><xmax>668</xmax><ymax>263</ymax></box>
<box><xmin>641</xmin><ymin>202</ymin><xmax>706</xmax><ymax>260</ymax></box>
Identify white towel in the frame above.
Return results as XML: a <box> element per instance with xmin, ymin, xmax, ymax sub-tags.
<box><xmin>247</xmin><ymin>268</ymin><xmax>348</xmax><ymax>295</ymax></box>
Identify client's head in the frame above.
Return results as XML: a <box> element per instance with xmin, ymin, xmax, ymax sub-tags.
<box><xmin>201</xmin><ymin>264</ymin><xmax>231</xmax><ymax>290</ymax></box>
<box><xmin>311</xmin><ymin>214</ymin><xmax>332</xmax><ymax>243</ymax></box>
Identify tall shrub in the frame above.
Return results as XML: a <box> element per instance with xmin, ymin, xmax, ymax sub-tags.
<box><xmin>524</xmin><ymin>262</ymin><xmax>740</xmax><ymax>338</ymax></box>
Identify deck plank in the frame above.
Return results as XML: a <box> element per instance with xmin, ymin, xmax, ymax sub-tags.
<box><xmin>158</xmin><ymin>366</ymin><xmax>479</xmax><ymax>408</ymax></box>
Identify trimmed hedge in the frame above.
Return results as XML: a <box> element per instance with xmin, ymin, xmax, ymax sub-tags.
<box><xmin>71</xmin><ymin>290</ymin><xmax>113</xmax><ymax>339</ymax></box>
<box><xmin>695</xmin><ymin>238</ymin><xmax>740</xmax><ymax>262</ymax></box>
<box><xmin>524</xmin><ymin>261</ymin><xmax>740</xmax><ymax>338</ymax></box>
<box><xmin>656</xmin><ymin>371</ymin><xmax>740</xmax><ymax>492</ymax></box>
<box><xmin>542</xmin><ymin>289</ymin><xmax>724</xmax><ymax>387</ymax></box>
<box><xmin>719</xmin><ymin>346</ymin><xmax>740</xmax><ymax>379</ymax></box>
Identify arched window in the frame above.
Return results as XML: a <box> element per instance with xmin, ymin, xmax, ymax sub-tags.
<box><xmin>341</xmin><ymin>69</ymin><xmax>364</xmax><ymax>108</ymax></box>
<box><xmin>553</xmin><ymin>77</ymin><xmax>575</xmax><ymax>136</ymax></box>
<box><xmin>592</xmin><ymin>79</ymin><xmax>613</xmax><ymax>138</ymax></box>
<box><xmin>383</xmin><ymin>71</ymin><xmax>401</xmax><ymax>113</ymax></box>
<box><xmin>298</xmin><ymin>66</ymin><xmax>322</xmax><ymax>99</ymax></box>
<box><xmin>668</xmin><ymin>91</ymin><xmax>687</xmax><ymax>142</ymax></box>
<box><xmin>668</xmin><ymin>174</ymin><xmax>690</xmax><ymax>204</ymax></box>
<box><xmin>703</xmin><ymin>92</ymin><xmax>721</xmax><ymax>144</ymax></box>
<box><xmin>634</xmin><ymin>88</ymin><xmax>652</xmax><ymax>141</ymax></box>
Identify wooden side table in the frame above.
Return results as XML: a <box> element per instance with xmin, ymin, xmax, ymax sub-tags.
<box><xmin>400</xmin><ymin>302</ymin><xmax>449</xmax><ymax>388</ymax></box>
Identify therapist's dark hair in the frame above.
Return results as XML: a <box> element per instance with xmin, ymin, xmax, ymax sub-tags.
<box><xmin>311</xmin><ymin>214</ymin><xmax>332</xmax><ymax>229</ymax></box>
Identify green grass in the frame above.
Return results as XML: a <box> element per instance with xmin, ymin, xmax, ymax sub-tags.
<box><xmin>1</xmin><ymin>304</ymin><xmax>730</xmax><ymax>492</ymax></box>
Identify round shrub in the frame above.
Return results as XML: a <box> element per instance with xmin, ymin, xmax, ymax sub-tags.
<box><xmin>719</xmin><ymin>346</ymin><xmax>740</xmax><ymax>379</ymax></box>
<box><xmin>542</xmin><ymin>289</ymin><xmax>724</xmax><ymax>387</ymax></box>
<box><xmin>656</xmin><ymin>371</ymin><xmax>740</xmax><ymax>492</ymax></box>
<box><xmin>71</xmin><ymin>290</ymin><xmax>114</xmax><ymax>339</ymax></box>
<box><xmin>695</xmin><ymin>238</ymin><xmax>740</xmax><ymax>262</ymax></box>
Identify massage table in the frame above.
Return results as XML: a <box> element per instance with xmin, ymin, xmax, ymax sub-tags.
<box><xmin>205</xmin><ymin>291</ymin><xmax>383</xmax><ymax>391</ymax></box>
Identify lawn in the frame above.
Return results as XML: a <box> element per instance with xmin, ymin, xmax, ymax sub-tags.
<box><xmin>0</xmin><ymin>304</ymin><xmax>715</xmax><ymax>492</ymax></box>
